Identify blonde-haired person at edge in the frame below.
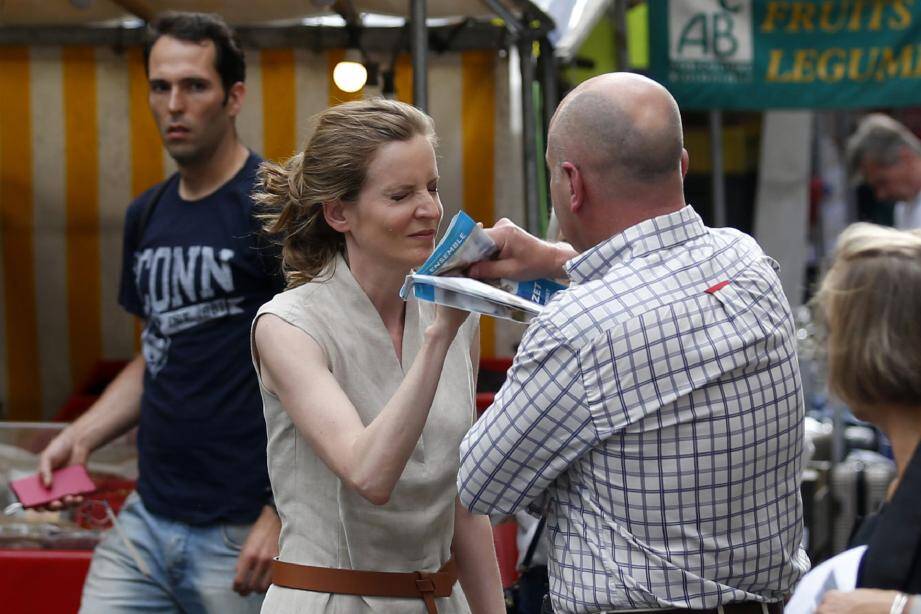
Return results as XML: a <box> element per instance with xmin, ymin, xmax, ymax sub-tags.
<box><xmin>250</xmin><ymin>99</ymin><xmax>504</xmax><ymax>614</ymax></box>
<box><xmin>810</xmin><ymin>224</ymin><xmax>921</xmax><ymax>613</ymax></box>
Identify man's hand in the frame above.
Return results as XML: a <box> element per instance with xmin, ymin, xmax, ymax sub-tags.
<box><xmin>233</xmin><ymin>505</ymin><xmax>281</xmax><ymax>595</ymax></box>
<box><xmin>35</xmin><ymin>354</ymin><xmax>145</xmax><ymax>511</ymax></box>
<box><xmin>467</xmin><ymin>218</ymin><xmax>575</xmax><ymax>282</ymax></box>
<box><xmin>36</xmin><ymin>429</ymin><xmax>90</xmax><ymax>510</ymax></box>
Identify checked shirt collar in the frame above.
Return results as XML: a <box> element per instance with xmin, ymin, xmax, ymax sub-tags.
<box><xmin>564</xmin><ymin>205</ymin><xmax>708</xmax><ymax>285</ymax></box>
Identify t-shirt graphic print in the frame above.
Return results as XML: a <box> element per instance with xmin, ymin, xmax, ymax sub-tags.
<box><xmin>133</xmin><ymin>244</ymin><xmax>244</xmax><ymax>377</ymax></box>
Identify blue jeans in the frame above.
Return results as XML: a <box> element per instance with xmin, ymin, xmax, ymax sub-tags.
<box><xmin>79</xmin><ymin>492</ymin><xmax>264</xmax><ymax>613</ymax></box>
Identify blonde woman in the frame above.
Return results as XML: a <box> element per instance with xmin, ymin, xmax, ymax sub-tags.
<box><xmin>250</xmin><ymin>99</ymin><xmax>503</xmax><ymax>613</ymax></box>
<box><xmin>812</xmin><ymin>223</ymin><xmax>921</xmax><ymax>612</ymax></box>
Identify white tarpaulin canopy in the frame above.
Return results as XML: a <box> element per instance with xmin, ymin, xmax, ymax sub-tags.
<box><xmin>0</xmin><ymin>0</ymin><xmax>532</xmax><ymax>26</ymax></box>
<box><xmin>0</xmin><ymin>1</ymin><xmax>610</xmax><ymax>62</ymax></box>
<box><xmin>540</xmin><ymin>0</ymin><xmax>613</xmax><ymax>61</ymax></box>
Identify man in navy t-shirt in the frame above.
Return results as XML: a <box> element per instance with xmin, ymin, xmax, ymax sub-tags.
<box><xmin>38</xmin><ymin>12</ymin><xmax>284</xmax><ymax>613</ymax></box>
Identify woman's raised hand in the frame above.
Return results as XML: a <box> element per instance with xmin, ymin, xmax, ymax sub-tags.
<box><xmin>431</xmin><ymin>304</ymin><xmax>470</xmax><ymax>339</ymax></box>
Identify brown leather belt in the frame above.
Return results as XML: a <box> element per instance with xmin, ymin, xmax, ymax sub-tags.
<box><xmin>271</xmin><ymin>557</ymin><xmax>457</xmax><ymax>614</ymax></box>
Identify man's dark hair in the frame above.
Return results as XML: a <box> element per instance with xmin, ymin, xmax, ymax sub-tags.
<box><xmin>143</xmin><ymin>12</ymin><xmax>246</xmax><ymax>100</ymax></box>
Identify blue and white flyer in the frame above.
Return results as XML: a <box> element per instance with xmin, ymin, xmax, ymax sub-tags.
<box><xmin>401</xmin><ymin>212</ymin><xmax>566</xmax><ymax>322</ymax></box>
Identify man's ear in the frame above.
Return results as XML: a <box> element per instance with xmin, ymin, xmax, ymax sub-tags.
<box><xmin>680</xmin><ymin>148</ymin><xmax>689</xmax><ymax>178</ymax></box>
<box><xmin>323</xmin><ymin>200</ymin><xmax>350</xmax><ymax>233</ymax></box>
<box><xmin>562</xmin><ymin>162</ymin><xmax>584</xmax><ymax>214</ymax></box>
<box><xmin>225</xmin><ymin>81</ymin><xmax>246</xmax><ymax>118</ymax></box>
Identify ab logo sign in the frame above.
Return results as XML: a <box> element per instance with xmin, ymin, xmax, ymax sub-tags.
<box><xmin>669</xmin><ymin>0</ymin><xmax>754</xmax><ymax>84</ymax></box>
<box><xmin>651</xmin><ymin>0</ymin><xmax>921</xmax><ymax>109</ymax></box>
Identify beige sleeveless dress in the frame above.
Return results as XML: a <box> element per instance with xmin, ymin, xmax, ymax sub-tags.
<box><xmin>252</xmin><ymin>255</ymin><xmax>478</xmax><ymax>614</ymax></box>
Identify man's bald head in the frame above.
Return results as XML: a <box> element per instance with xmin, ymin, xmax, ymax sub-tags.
<box><xmin>548</xmin><ymin>73</ymin><xmax>684</xmax><ymax>185</ymax></box>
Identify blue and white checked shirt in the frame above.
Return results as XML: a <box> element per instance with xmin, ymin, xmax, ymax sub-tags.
<box><xmin>458</xmin><ymin>206</ymin><xmax>809</xmax><ymax>613</ymax></box>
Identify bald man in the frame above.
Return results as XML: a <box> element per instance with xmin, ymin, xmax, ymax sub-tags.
<box><xmin>458</xmin><ymin>73</ymin><xmax>809</xmax><ymax>613</ymax></box>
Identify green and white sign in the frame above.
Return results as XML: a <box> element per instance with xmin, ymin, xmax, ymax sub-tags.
<box><xmin>649</xmin><ymin>0</ymin><xmax>921</xmax><ymax>109</ymax></box>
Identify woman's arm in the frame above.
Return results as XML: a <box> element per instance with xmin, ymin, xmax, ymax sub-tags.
<box><xmin>452</xmin><ymin>497</ymin><xmax>505</xmax><ymax>614</ymax></box>
<box><xmin>254</xmin><ymin>307</ymin><xmax>467</xmax><ymax>505</ymax></box>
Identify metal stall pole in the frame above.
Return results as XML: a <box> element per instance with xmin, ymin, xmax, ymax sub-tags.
<box><xmin>410</xmin><ymin>0</ymin><xmax>428</xmax><ymax>112</ymax></box>
<box><xmin>482</xmin><ymin>0</ymin><xmax>541</xmax><ymax>233</ymax></box>
<box><xmin>832</xmin><ymin>109</ymin><xmax>852</xmax><ymax>465</ymax></box>
<box><xmin>539</xmin><ymin>36</ymin><xmax>558</xmax><ymax>133</ymax></box>
<box><xmin>613</xmin><ymin>0</ymin><xmax>628</xmax><ymax>71</ymax></box>
<box><xmin>537</xmin><ymin>35</ymin><xmax>558</xmax><ymax>238</ymax></box>
<box><xmin>709</xmin><ymin>109</ymin><xmax>727</xmax><ymax>227</ymax></box>
<box><xmin>519</xmin><ymin>38</ymin><xmax>542</xmax><ymax>235</ymax></box>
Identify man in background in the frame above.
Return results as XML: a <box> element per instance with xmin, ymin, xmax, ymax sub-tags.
<box><xmin>459</xmin><ymin>72</ymin><xmax>809</xmax><ymax>613</ymax></box>
<box><xmin>38</xmin><ymin>12</ymin><xmax>283</xmax><ymax>613</ymax></box>
<box><xmin>847</xmin><ymin>113</ymin><xmax>921</xmax><ymax>229</ymax></box>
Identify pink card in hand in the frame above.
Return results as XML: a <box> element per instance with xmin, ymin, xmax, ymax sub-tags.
<box><xmin>10</xmin><ymin>464</ymin><xmax>96</xmax><ymax>508</ymax></box>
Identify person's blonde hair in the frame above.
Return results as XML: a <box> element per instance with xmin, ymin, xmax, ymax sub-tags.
<box><xmin>815</xmin><ymin>222</ymin><xmax>921</xmax><ymax>410</ymax></box>
<box><xmin>255</xmin><ymin>98</ymin><xmax>436</xmax><ymax>287</ymax></box>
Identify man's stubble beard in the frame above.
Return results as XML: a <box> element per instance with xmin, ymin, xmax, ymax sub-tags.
<box><xmin>165</xmin><ymin>135</ymin><xmax>221</xmax><ymax>168</ymax></box>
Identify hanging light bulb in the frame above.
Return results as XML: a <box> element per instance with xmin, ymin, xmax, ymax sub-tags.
<box><xmin>333</xmin><ymin>49</ymin><xmax>368</xmax><ymax>93</ymax></box>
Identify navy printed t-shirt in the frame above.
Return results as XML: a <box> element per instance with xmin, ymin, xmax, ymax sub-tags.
<box><xmin>118</xmin><ymin>153</ymin><xmax>284</xmax><ymax>525</ymax></box>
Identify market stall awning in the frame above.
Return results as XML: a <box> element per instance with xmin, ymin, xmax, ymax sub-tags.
<box><xmin>0</xmin><ymin>0</ymin><xmax>537</xmax><ymax>26</ymax></box>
